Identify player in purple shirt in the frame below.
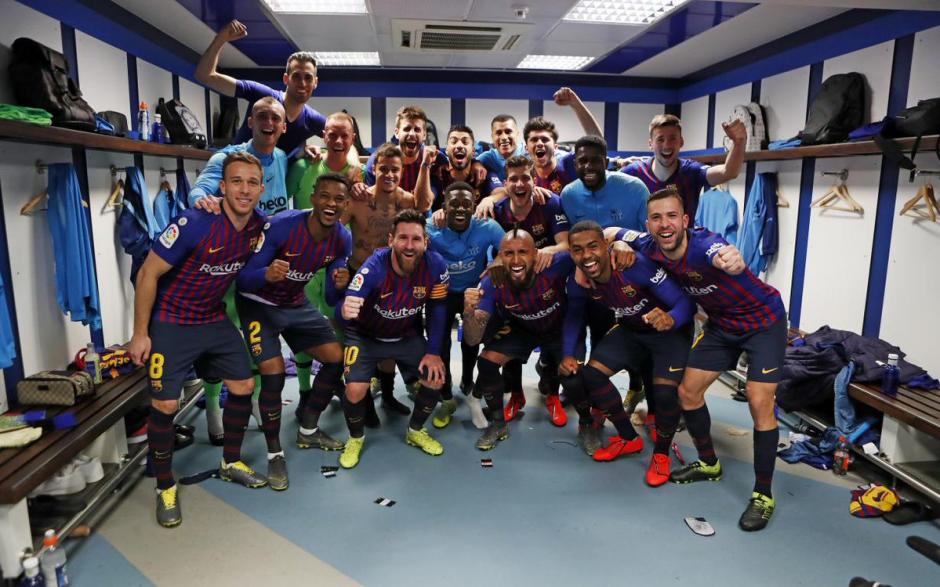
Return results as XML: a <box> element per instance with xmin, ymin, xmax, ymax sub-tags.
<box><xmin>462</xmin><ymin>230</ymin><xmax>582</xmax><ymax>450</ymax></box>
<box><xmin>196</xmin><ymin>20</ymin><xmax>326</xmax><ymax>157</ymax></box>
<box><xmin>338</xmin><ymin>210</ymin><xmax>450</xmax><ymax>468</ymax></box>
<box><xmin>615</xmin><ymin>187</ymin><xmax>787</xmax><ymax>531</ymax></box>
<box><xmin>491</xmin><ymin>155</ymin><xmax>571</xmax><ymax>422</ymax></box>
<box><xmin>619</xmin><ymin>114</ymin><xmax>746</xmax><ymax>219</ymax></box>
<box><xmin>129</xmin><ymin>152</ymin><xmax>268</xmax><ymax>528</ymax></box>
<box><xmin>233</xmin><ymin>173</ymin><xmax>353</xmax><ymax>490</ymax></box>
<box><xmin>562</xmin><ymin>221</ymin><xmax>694</xmax><ymax>481</ymax></box>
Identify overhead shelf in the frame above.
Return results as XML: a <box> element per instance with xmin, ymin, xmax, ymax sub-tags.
<box><xmin>0</xmin><ymin>119</ymin><xmax>213</xmax><ymax>160</ymax></box>
<box><xmin>687</xmin><ymin>134</ymin><xmax>939</xmax><ymax>164</ymax></box>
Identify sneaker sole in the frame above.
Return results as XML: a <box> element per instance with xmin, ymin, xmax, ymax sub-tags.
<box><xmin>432</xmin><ymin>418</ymin><xmax>451</xmax><ymax>429</ymax></box>
<box><xmin>670</xmin><ymin>474</ymin><xmax>722</xmax><ymax>484</ymax></box>
<box><xmin>296</xmin><ymin>441</ymin><xmax>344</xmax><ymax>451</ymax></box>
<box><xmin>269</xmin><ymin>479</ymin><xmax>289</xmax><ymax>492</ymax></box>
<box><xmin>158</xmin><ymin>517</ymin><xmax>182</xmax><ymax>528</ymax></box>
<box><xmin>339</xmin><ymin>458</ymin><xmax>360</xmax><ymax>469</ymax></box>
<box><xmin>219</xmin><ymin>474</ymin><xmax>268</xmax><ymax>489</ymax></box>
<box><xmin>405</xmin><ymin>439</ymin><xmax>443</xmax><ymax>456</ymax></box>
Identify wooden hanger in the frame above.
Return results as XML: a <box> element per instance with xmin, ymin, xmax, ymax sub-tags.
<box><xmin>105</xmin><ymin>178</ymin><xmax>125</xmax><ymax>210</ymax></box>
<box><xmin>899</xmin><ymin>182</ymin><xmax>939</xmax><ymax>222</ymax></box>
<box><xmin>776</xmin><ymin>188</ymin><xmax>790</xmax><ymax>208</ymax></box>
<box><xmin>20</xmin><ymin>188</ymin><xmax>48</xmax><ymax>215</ymax></box>
<box><xmin>812</xmin><ymin>173</ymin><xmax>863</xmax><ymax>213</ymax></box>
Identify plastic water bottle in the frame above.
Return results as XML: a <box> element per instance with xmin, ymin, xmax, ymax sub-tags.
<box><xmin>85</xmin><ymin>343</ymin><xmax>101</xmax><ymax>384</ymax></box>
<box><xmin>19</xmin><ymin>555</ymin><xmax>43</xmax><ymax>587</ymax></box>
<box><xmin>39</xmin><ymin>530</ymin><xmax>69</xmax><ymax>586</ymax></box>
<box><xmin>832</xmin><ymin>435</ymin><xmax>850</xmax><ymax>476</ymax></box>
<box><xmin>138</xmin><ymin>101</ymin><xmax>150</xmax><ymax>141</ymax></box>
<box><xmin>881</xmin><ymin>353</ymin><xmax>899</xmax><ymax>397</ymax></box>
<box><xmin>456</xmin><ymin>314</ymin><xmax>463</xmax><ymax>342</ymax></box>
<box><xmin>151</xmin><ymin>113</ymin><xmax>166</xmax><ymax>144</ymax></box>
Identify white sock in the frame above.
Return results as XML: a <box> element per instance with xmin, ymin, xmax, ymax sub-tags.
<box><xmin>267</xmin><ymin>451</ymin><xmax>284</xmax><ymax>461</ymax></box>
<box><xmin>468</xmin><ymin>395</ymin><xmax>488</xmax><ymax>429</ymax></box>
<box><xmin>299</xmin><ymin>426</ymin><xmax>318</xmax><ymax>436</ymax></box>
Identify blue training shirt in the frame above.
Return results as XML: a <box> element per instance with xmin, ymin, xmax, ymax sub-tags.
<box><xmin>428</xmin><ymin>218</ymin><xmax>504</xmax><ymax>293</ymax></box>
<box><xmin>477</xmin><ymin>144</ymin><xmax>527</xmax><ymax>180</ymax></box>
<box><xmin>189</xmin><ymin>141</ymin><xmax>289</xmax><ymax>215</ymax></box>
<box><xmin>560</xmin><ymin>171</ymin><xmax>650</xmax><ymax>231</ymax></box>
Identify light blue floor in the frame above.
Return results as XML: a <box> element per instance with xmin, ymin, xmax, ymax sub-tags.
<box><xmin>66</xmin><ymin>362</ymin><xmax>940</xmax><ymax>586</ymax></box>
<box><xmin>65</xmin><ymin>532</ymin><xmax>153</xmax><ymax>586</ymax></box>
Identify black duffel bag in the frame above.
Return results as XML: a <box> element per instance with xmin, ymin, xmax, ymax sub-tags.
<box><xmin>157</xmin><ymin>97</ymin><xmax>207</xmax><ymax>148</ymax></box>
<box><xmin>8</xmin><ymin>37</ymin><xmax>97</xmax><ymax>132</ymax></box>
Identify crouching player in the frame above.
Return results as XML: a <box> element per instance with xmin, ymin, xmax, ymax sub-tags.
<box><xmin>234</xmin><ymin>172</ymin><xmax>353</xmax><ymax>490</ymax></box>
<box><xmin>338</xmin><ymin>210</ymin><xmax>450</xmax><ymax>467</ymax></box>
<box><xmin>562</xmin><ymin>221</ymin><xmax>693</xmax><ymax>480</ymax></box>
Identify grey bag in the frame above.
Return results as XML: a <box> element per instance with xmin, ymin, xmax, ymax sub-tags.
<box><xmin>16</xmin><ymin>370</ymin><xmax>94</xmax><ymax>406</ymax></box>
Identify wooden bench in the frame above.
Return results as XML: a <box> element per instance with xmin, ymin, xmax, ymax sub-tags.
<box><xmin>848</xmin><ymin>382</ymin><xmax>940</xmax><ymax>440</ymax></box>
<box><xmin>0</xmin><ymin>369</ymin><xmax>148</xmax><ymax>579</ymax></box>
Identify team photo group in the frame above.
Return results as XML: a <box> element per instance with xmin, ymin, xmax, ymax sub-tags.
<box><xmin>126</xmin><ymin>19</ymin><xmax>788</xmax><ymax>535</ymax></box>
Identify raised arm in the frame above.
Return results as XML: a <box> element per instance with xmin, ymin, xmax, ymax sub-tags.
<box><xmin>553</xmin><ymin>87</ymin><xmax>602</xmax><ymax>138</ymax></box>
<box><xmin>706</xmin><ymin>120</ymin><xmax>747</xmax><ymax>185</ymax></box>
<box><xmin>194</xmin><ymin>19</ymin><xmax>245</xmax><ymax>96</ymax></box>
<box><xmin>461</xmin><ymin>285</ymin><xmax>491</xmax><ymax>346</ymax></box>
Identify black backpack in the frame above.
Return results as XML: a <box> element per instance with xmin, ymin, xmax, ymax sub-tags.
<box><xmin>7</xmin><ymin>37</ymin><xmax>97</xmax><ymax>132</ymax></box>
<box><xmin>156</xmin><ymin>98</ymin><xmax>207</xmax><ymax>148</ymax></box>
<box><xmin>213</xmin><ymin>98</ymin><xmax>239</xmax><ymax>147</ymax></box>
<box><xmin>886</xmin><ymin>98</ymin><xmax>940</xmax><ymax>140</ymax></box>
<box><xmin>800</xmin><ymin>72</ymin><xmax>867</xmax><ymax>145</ymax></box>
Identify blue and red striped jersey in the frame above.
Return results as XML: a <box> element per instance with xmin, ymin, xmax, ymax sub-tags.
<box><xmin>345</xmin><ymin>248</ymin><xmax>450</xmax><ymax>354</ymax></box>
<box><xmin>478</xmin><ymin>253</ymin><xmax>574</xmax><ymax>336</ymax></box>
<box><xmin>619</xmin><ymin>227</ymin><xmax>786</xmax><ymax>333</ymax></box>
<box><xmin>622</xmin><ymin>158</ymin><xmax>710</xmax><ymax>219</ymax></box>
<box><xmin>152</xmin><ymin>207</ymin><xmax>266</xmax><ymax>324</ymax></box>
<box><xmin>236</xmin><ymin>210</ymin><xmax>351</xmax><ymax>307</ymax></box>
<box><xmin>534</xmin><ymin>151</ymin><xmax>577</xmax><ymax>194</ymax></box>
<box><xmin>493</xmin><ymin>195</ymin><xmax>570</xmax><ymax>249</ymax></box>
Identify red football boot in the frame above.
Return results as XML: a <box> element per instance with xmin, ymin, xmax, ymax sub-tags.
<box><xmin>504</xmin><ymin>391</ymin><xmax>526</xmax><ymax>422</ymax></box>
<box><xmin>592</xmin><ymin>435</ymin><xmax>644</xmax><ymax>462</ymax></box>
<box><xmin>545</xmin><ymin>394</ymin><xmax>567</xmax><ymax>427</ymax></box>
<box><xmin>645</xmin><ymin>453</ymin><xmax>671</xmax><ymax>487</ymax></box>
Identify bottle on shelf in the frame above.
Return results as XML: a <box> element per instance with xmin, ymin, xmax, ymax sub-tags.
<box><xmin>39</xmin><ymin>529</ymin><xmax>69</xmax><ymax>587</ymax></box>
<box><xmin>19</xmin><ymin>555</ymin><xmax>43</xmax><ymax>587</ymax></box>
<box><xmin>832</xmin><ymin>435</ymin><xmax>850</xmax><ymax>476</ymax></box>
<box><xmin>881</xmin><ymin>353</ymin><xmax>900</xmax><ymax>397</ymax></box>
<box><xmin>151</xmin><ymin>113</ymin><xmax>166</xmax><ymax>144</ymax></box>
<box><xmin>137</xmin><ymin>101</ymin><xmax>150</xmax><ymax>142</ymax></box>
<box><xmin>85</xmin><ymin>342</ymin><xmax>101</xmax><ymax>384</ymax></box>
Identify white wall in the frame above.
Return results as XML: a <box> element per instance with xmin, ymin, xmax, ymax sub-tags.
<box><xmin>618</xmin><ymin>103</ymin><xmax>664</xmax><ymax>151</ymax></box>
<box><xmin>136</xmin><ymin>58</ymin><xmax>173</xmax><ymax>117</ymax></box>
<box><xmin>713</xmin><ymin>83</ymin><xmax>751</xmax><ymax>150</ymax></box>
<box><xmin>680</xmin><ymin>95</ymin><xmax>709</xmax><ymax>150</ymax></box>
<box><xmin>907</xmin><ymin>25</ymin><xmax>940</xmax><ymax>106</ymax></box>
<box><xmin>465</xmin><ymin>99</ymin><xmax>528</xmax><ymax>145</ymax></box>
<box><xmin>541</xmin><ymin>99</ymin><xmax>605</xmax><ymax>143</ymax></box>
<box><xmin>75</xmin><ymin>31</ymin><xmax>130</xmax><ymax>119</ymax></box>
<box><xmin>761</xmin><ymin>66</ymin><xmax>810</xmax><ymax>142</ymax></box>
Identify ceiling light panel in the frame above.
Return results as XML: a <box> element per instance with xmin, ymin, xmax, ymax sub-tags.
<box><xmin>517</xmin><ymin>55</ymin><xmax>594</xmax><ymax>71</ymax></box>
<box><xmin>314</xmin><ymin>51</ymin><xmax>380</xmax><ymax>66</ymax></box>
<box><xmin>564</xmin><ymin>0</ymin><xmax>690</xmax><ymax>25</ymax></box>
<box><xmin>261</xmin><ymin>0</ymin><xmax>367</xmax><ymax>14</ymax></box>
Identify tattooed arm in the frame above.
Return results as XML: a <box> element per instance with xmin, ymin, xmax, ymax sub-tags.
<box><xmin>462</xmin><ymin>285</ymin><xmax>492</xmax><ymax>347</ymax></box>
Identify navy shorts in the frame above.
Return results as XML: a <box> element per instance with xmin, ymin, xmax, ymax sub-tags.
<box><xmin>687</xmin><ymin>318</ymin><xmax>787</xmax><ymax>383</ymax></box>
<box><xmin>343</xmin><ymin>329</ymin><xmax>426</xmax><ymax>384</ymax></box>
<box><xmin>590</xmin><ymin>323</ymin><xmax>693</xmax><ymax>383</ymax></box>
<box><xmin>148</xmin><ymin>320</ymin><xmax>252</xmax><ymax>400</ymax></box>
<box><xmin>484</xmin><ymin>324</ymin><xmax>585</xmax><ymax>365</ymax></box>
<box><xmin>235</xmin><ymin>295</ymin><xmax>338</xmax><ymax>364</ymax></box>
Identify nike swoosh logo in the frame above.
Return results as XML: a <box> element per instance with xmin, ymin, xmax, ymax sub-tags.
<box><xmin>208</xmin><ymin>246</ymin><xmax>224</xmax><ymax>253</ymax></box>
<box><xmin>761</xmin><ymin>367</ymin><xmax>779</xmax><ymax>374</ymax></box>
<box><xmin>380</xmin><ymin>291</ymin><xmax>393</xmax><ymax>299</ymax></box>
<box><xmin>668</xmin><ymin>367</ymin><xmax>683</xmax><ymax>373</ymax></box>
<box><xmin>284</xmin><ymin>252</ymin><xmax>301</xmax><ymax>257</ymax></box>
<box><xmin>504</xmin><ymin>304</ymin><xmax>520</xmax><ymax>309</ymax></box>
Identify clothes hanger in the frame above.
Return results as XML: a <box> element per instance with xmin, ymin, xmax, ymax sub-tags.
<box><xmin>21</xmin><ymin>160</ymin><xmax>48</xmax><ymax>215</ymax></box>
<box><xmin>812</xmin><ymin>169</ymin><xmax>863</xmax><ymax>213</ymax></box>
<box><xmin>104</xmin><ymin>165</ymin><xmax>125</xmax><ymax>210</ymax></box>
<box><xmin>899</xmin><ymin>181</ymin><xmax>939</xmax><ymax>222</ymax></box>
<box><xmin>776</xmin><ymin>188</ymin><xmax>790</xmax><ymax>208</ymax></box>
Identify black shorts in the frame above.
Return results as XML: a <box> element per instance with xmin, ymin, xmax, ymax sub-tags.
<box><xmin>687</xmin><ymin>318</ymin><xmax>787</xmax><ymax>383</ymax></box>
<box><xmin>484</xmin><ymin>324</ymin><xmax>585</xmax><ymax>364</ymax></box>
<box><xmin>343</xmin><ymin>329</ymin><xmax>426</xmax><ymax>384</ymax></box>
<box><xmin>590</xmin><ymin>323</ymin><xmax>693</xmax><ymax>383</ymax></box>
<box><xmin>148</xmin><ymin>320</ymin><xmax>252</xmax><ymax>400</ymax></box>
<box><xmin>235</xmin><ymin>295</ymin><xmax>337</xmax><ymax>364</ymax></box>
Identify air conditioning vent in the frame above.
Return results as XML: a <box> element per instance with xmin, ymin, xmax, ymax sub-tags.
<box><xmin>392</xmin><ymin>19</ymin><xmax>532</xmax><ymax>53</ymax></box>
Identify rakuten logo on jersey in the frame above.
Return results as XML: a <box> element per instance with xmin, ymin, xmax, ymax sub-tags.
<box><xmin>613</xmin><ymin>298</ymin><xmax>648</xmax><ymax>318</ymax></box>
<box><xmin>684</xmin><ymin>284</ymin><xmax>718</xmax><ymax>296</ymax></box>
<box><xmin>286</xmin><ymin>269</ymin><xmax>316</xmax><ymax>282</ymax></box>
<box><xmin>513</xmin><ymin>301</ymin><xmax>560</xmax><ymax>321</ymax></box>
<box><xmin>375</xmin><ymin>305</ymin><xmax>421</xmax><ymax>320</ymax></box>
<box><xmin>199</xmin><ymin>262</ymin><xmax>244</xmax><ymax>276</ymax></box>
<box><xmin>258</xmin><ymin>197</ymin><xmax>289</xmax><ymax>213</ymax></box>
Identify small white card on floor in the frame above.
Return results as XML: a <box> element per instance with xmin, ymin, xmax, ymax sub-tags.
<box><xmin>684</xmin><ymin>517</ymin><xmax>715</xmax><ymax>537</ymax></box>
<box><xmin>375</xmin><ymin>497</ymin><xmax>396</xmax><ymax>507</ymax></box>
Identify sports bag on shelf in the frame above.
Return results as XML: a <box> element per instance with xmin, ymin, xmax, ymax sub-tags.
<box><xmin>156</xmin><ymin>98</ymin><xmax>207</xmax><ymax>148</ymax></box>
<box><xmin>800</xmin><ymin>72</ymin><xmax>867</xmax><ymax>145</ymax></box>
<box><xmin>725</xmin><ymin>103</ymin><xmax>768</xmax><ymax>151</ymax></box>
<box><xmin>16</xmin><ymin>370</ymin><xmax>94</xmax><ymax>406</ymax></box>
<box><xmin>8</xmin><ymin>37</ymin><xmax>97</xmax><ymax>132</ymax></box>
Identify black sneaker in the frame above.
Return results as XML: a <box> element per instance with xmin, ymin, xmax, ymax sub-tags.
<box><xmin>669</xmin><ymin>460</ymin><xmax>722</xmax><ymax>484</ymax></box>
<box><xmin>739</xmin><ymin>492</ymin><xmax>775</xmax><ymax>531</ymax></box>
<box><xmin>267</xmin><ymin>456</ymin><xmax>289</xmax><ymax>491</ymax></box>
<box><xmin>475</xmin><ymin>422</ymin><xmax>509</xmax><ymax>451</ymax></box>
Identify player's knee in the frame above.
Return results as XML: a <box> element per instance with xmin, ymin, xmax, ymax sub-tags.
<box><xmin>227</xmin><ymin>378</ymin><xmax>255</xmax><ymax>395</ymax></box>
<box><xmin>151</xmin><ymin>398</ymin><xmax>179</xmax><ymax>415</ymax></box>
<box><xmin>345</xmin><ymin>382</ymin><xmax>369</xmax><ymax>403</ymax></box>
<box><xmin>418</xmin><ymin>384</ymin><xmax>442</xmax><ymax>401</ymax></box>
<box><xmin>316</xmin><ymin>343</ymin><xmax>343</xmax><ymax>364</ymax></box>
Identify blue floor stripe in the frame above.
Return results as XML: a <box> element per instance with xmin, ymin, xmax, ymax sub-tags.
<box><xmin>66</xmin><ymin>531</ymin><xmax>154</xmax><ymax>586</ymax></box>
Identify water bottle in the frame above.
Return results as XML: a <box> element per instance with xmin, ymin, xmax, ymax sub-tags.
<box><xmin>39</xmin><ymin>530</ymin><xmax>69</xmax><ymax>586</ymax></box>
<box><xmin>19</xmin><ymin>555</ymin><xmax>43</xmax><ymax>587</ymax></box>
<box><xmin>151</xmin><ymin>113</ymin><xmax>166</xmax><ymax>144</ymax></box>
<box><xmin>456</xmin><ymin>314</ymin><xmax>463</xmax><ymax>342</ymax></box>
<box><xmin>85</xmin><ymin>343</ymin><xmax>101</xmax><ymax>384</ymax></box>
<box><xmin>881</xmin><ymin>353</ymin><xmax>899</xmax><ymax>397</ymax></box>
<box><xmin>137</xmin><ymin>101</ymin><xmax>150</xmax><ymax>141</ymax></box>
<box><xmin>832</xmin><ymin>435</ymin><xmax>850</xmax><ymax>476</ymax></box>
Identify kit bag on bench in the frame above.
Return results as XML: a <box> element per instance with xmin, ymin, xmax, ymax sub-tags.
<box><xmin>8</xmin><ymin>37</ymin><xmax>97</xmax><ymax>132</ymax></box>
<box><xmin>16</xmin><ymin>370</ymin><xmax>94</xmax><ymax>406</ymax></box>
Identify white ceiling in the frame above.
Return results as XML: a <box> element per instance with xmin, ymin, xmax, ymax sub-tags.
<box><xmin>111</xmin><ymin>0</ymin><xmax>940</xmax><ymax>74</ymax></box>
